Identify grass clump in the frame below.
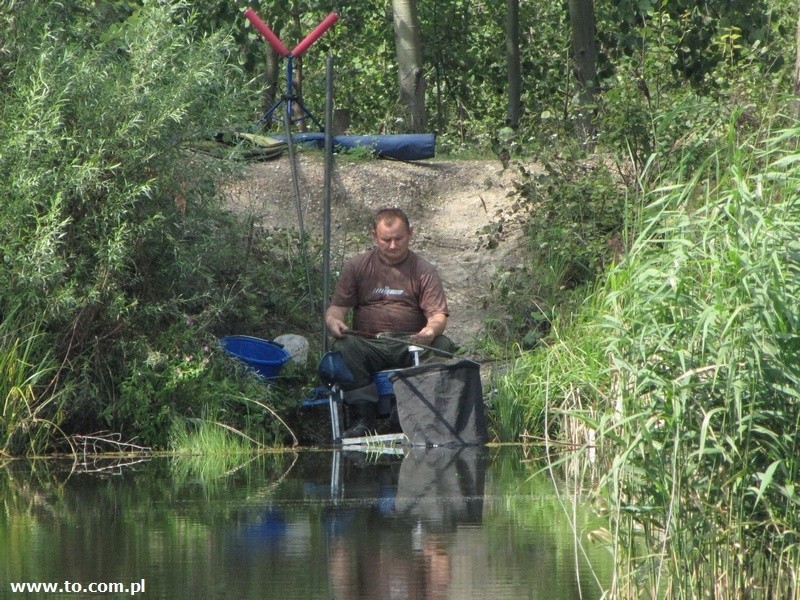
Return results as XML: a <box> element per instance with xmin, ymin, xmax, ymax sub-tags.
<box><xmin>589</xmin><ymin>118</ymin><xmax>800</xmax><ymax>598</ymax></box>
<box><xmin>500</xmin><ymin>111</ymin><xmax>800</xmax><ymax>596</ymax></box>
<box><xmin>170</xmin><ymin>418</ymin><xmax>260</xmax><ymax>457</ymax></box>
<box><xmin>0</xmin><ymin>318</ymin><xmax>65</xmax><ymax>456</ymax></box>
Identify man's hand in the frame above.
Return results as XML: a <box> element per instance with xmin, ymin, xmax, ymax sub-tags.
<box><xmin>410</xmin><ymin>326</ymin><xmax>437</xmax><ymax>346</ymax></box>
<box><xmin>410</xmin><ymin>313</ymin><xmax>447</xmax><ymax>345</ymax></box>
<box><xmin>327</xmin><ymin>318</ymin><xmax>348</xmax><ymax>339</ymax></box>
<box><xmin>325</xmin><ymin>305</ymin><xmax>349</xmax><ymax>339</ymax></box>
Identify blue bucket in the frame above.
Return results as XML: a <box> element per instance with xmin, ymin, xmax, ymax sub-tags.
<box><xmin>221</xmin><ymin>335</ymin><xmax>291</xmax><ymax>379</ymax></box>
<box><xmin>372</xmin><ymin>369</ymin><xmax>398</xmax><ymax>417</ymax></box>
<box><xmin>372</xmin><ymin>370</ymin><xmax>397</xmax><ymax>397</ymax></box>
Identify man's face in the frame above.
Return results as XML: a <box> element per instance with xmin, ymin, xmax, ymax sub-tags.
<box><xmin>373</xmin><ymin>218</ymin><xmax>412</xmax><ymax>265</ymax></box>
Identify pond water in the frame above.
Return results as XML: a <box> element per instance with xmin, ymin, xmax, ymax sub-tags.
<box><xmin>1</xmin><ymin>446</ymin><xmax>611</xmax><ymax>599</ymax></box>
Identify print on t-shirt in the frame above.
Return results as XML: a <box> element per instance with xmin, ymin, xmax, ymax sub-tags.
<box><xmin>372</xmin><ymin>286</ymin><xmax>405</xmax><ymax>297</ymax></box>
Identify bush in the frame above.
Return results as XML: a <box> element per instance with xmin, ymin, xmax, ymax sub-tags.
<box><xmin>591</xmin><ymin>116</ymin><xmax>800</xmax><ymax>596</ymax></box>
<box><xmin>0</xmin><ymin>1</ymin><xmax>302</xmax><ymax>451</ymax></box>
<box><xmin>480</xmin><ymin>148</ymin><xmax>627</xmax><ymax>349</ymax></box>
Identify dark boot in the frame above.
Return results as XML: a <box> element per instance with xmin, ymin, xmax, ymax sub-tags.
<box><xmin>342</xmin><ymin>401</ymin><xmax>378</xmax><ymax>438</ymax></box>
<box><xmin>341</xmin><ymin>383</ymin><xmax>379</xmax><ymax>438</ymax></box>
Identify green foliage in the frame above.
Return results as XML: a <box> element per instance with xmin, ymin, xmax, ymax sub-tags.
<box><xmin>0</xmin><ymin>318</ymin><xmax>65</xmax><ymax>456</ymax></box>
<box><xmin>481</xmin><ymin>153</ymin><xmax>632</xmax><ymax>440</ymax></box>
<box><xmin>212</xmin><ymin>224</ymin><xmax>325</xmax><ymax>338</ymax></box>
<box><xmin>482</xmin><ymin>0</ymin><xmax>796</xmax><ymax>341</ymax></box>
<box><xmin>488</xmin><ymin>316</ymin><xmax>607</xmax><ymax>445</ymax></box>
<box><xmin>595</xmin><ymin>1</ymin><xmax>795</xmax><ymax>177</ymax></box>
<box><xmin>521</xmin><ymin>156</ymin><xmax>625</xmax><ymax>289</ymax></box>
<box><xmin>503</xmin><ymin>109</ymin><xmax>800</xmax><ymax>595</ymax></box>
<box><xmin>590</xmin><ymin>119</ymin><xmax>800</xmax><ymax>596</ymax></box>
<box><xmin>480</xmin><ymin>151</ymin><xmax>627</xmax><ymax>348</ymax></box>
<box><xmin>124</xmin><ymin>326</ymin><xmax>299</xmax><ymax>448</ymax></box>
<box><xmin>597</xmin><ymin>0</ymin><xmax>787</xmax><ymax>85</ymax></box>
<box><xmin>0</xmin><ymin>1</ymin><xmax>293</xmax><ymax>451</ymax></box>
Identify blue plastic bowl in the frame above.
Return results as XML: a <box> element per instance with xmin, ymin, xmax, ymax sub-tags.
<box><xmin>221</xmin><ymin>335</ymin><xmax>291</xmax><ymax>379</ymax></box>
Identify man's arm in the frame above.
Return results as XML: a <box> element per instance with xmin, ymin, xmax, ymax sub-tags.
<box><xmin>410</xmin><ymin>312</ymin><xmax>447</xmax><ymax>346</ymax></box>
<box><xmin>325</xmin><ymin>305</ymin><xmax>350</xmax><ymax>339</ymax></box>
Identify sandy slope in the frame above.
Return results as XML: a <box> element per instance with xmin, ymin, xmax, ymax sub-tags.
<box><xmin>223</xmin><ymin>152</ymin><xmax>532</xmax><ymax>348</ymax></box>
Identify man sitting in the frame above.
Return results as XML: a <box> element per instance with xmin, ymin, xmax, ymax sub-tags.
<box><xmin>325</xmin><ymin>207</ymin><xmax>456</xmax><ymax>437</ymax></box>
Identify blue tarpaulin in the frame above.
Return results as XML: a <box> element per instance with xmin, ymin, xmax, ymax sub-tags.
<box><xmin>276</xmin><ymin>133</ymin><xmax>436</xmax><ymax>161</ymax></box>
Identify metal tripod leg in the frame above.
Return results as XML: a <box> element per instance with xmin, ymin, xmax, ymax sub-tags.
<box><xmin>257</xmin><ymin>55</ymin><xmax>323</xmax><ymax>131</ymax></box>
<box><xmin>328</xmin><ymin>385</ymin><xmax>343</xmax><ymax>442</ymax></box>
<box><xmin>259</xmin><ymin>95</ymin><xmax>324</xmax><ymax>130</ymax></box>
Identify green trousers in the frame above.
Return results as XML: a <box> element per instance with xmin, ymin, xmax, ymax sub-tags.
<box><xmin>331</xmin><ymin>334</ymin><xmax>456</xmax><ymax>394</ymax></box>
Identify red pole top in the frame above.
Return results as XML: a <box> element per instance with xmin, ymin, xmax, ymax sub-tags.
<box><xmin>291</xmin><ymin>12</ymin><xmax>339</xmax><ymax>57</ymax></box>
<box><xmin>244</xmin><ymin>8</ymin><xmax>290</xmax><ymax>57</ymax></box>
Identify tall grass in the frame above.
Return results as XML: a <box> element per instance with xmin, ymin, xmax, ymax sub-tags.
<box><xmin>488</xmin><ymin>313</ymin><xmax>607</xmax><ymax>445</ymax></box>
<box><xmin>570</xmin><ymin>115</ymin><xmax>800</xmax><ymax>597</ymax></box>
<box><xmin>499</xmin><ymin>104</ymin><xmax>800</xmax><ymax>595</ymax></box>
<box><xmin>0</xmin><ymin>317</ymin><xmax>65</xmax><ymax>456</ymax></box>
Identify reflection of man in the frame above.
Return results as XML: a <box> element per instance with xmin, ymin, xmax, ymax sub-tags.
<box><xmin>325</xmin><ymin>207</ymin><xmax>455</xmax><ymax>437</ymax></box>
<box><xmin>327</xmin><ymin>533</ymin><xmax>451</xmax><ymax>600</ymax></box>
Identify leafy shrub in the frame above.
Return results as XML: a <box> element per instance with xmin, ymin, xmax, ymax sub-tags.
<box><xmin>480</xmin><ymin>150</ymin><xmax>627</xmax><ymax>348</ymax></box>
<box><xmin>111</xmin><ymin>324</ymin><xmax>295</xmax><ymax>448</ymax></box>
<box><xmin>0</xmin><ymin>1</ymin><xmax>287</xmax><ymax>450</ymax></box>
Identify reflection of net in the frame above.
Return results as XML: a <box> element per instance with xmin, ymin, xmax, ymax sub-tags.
<box><xmin>395</xmin><ymin>447</ymin><xmax>488</xmax><ymax>531</ymax></box>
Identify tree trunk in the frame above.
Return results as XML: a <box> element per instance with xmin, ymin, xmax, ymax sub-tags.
<box><xmin>290</xmin><ymin>6</ymin><xmax>307</xmax><ymax>132</ymax></box>
<box><xmin>568</xmin><ymin>0</ymin><xmax>598</xmax><ymax>143</ymax></box>
<box><xmin>795</xmin><ymin>11</ymin><xmax>800</xmax><ymax>110</ymax></box>
<box><xmin>506</xmin><ymin>0</ymin><xmax>522</xmax><ymax>128</ymax></box>
<box><xmin>392</xmin><ymin>0</ymin><xmax>427</xmax><ymax>132</ymax></box>
<box><xmin>263</xmin><ymin>46</ymin><xmax>279</xmax><ymax>117</ymax></box>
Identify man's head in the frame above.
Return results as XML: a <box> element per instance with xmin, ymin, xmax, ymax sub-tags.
<box><xmin>372</xmin><ymin>207</ymin><xmax>413</xmax><ymax>265</ymax></box>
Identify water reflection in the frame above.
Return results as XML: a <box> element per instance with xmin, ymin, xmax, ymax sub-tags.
<box><xmin>0</xmin><ymin>447</ymin><xmax>610</xmax><ymax>600</ymax></box>
<box><xmin>302</xmin><ymin>448</ymin><xmax>487</xmax><ymax>600</ymax></box>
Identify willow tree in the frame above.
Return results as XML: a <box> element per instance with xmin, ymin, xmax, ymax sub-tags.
<box><xmin>392</xmin><ymin>0</ymin><xmax>426</xmax><ymax>132</ymax></box>
<box><xmin>506</xmin><ymin>0</ymin><xmax>522</xmax><ymax>128</ymax></box>
<box><xmin>568</xmin><ymin>0</ymin><xmax>597</xmax><ymax>142</ymax></box>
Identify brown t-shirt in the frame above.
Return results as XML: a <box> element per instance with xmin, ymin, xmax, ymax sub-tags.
<box><xmin>330</xmin><ymin>248</ymin><xmax>449</xmax><ymax>335</ymax></box>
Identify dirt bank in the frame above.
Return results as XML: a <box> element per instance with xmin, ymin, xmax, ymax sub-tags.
<box><xmin>222</xmin><ymin>152</ymin><xmax>533</xmax><ymax>348</ymax></box>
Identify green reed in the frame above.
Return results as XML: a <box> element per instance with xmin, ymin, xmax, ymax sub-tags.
<box><xmin>588</xmin><ymin>117</ymin><xmax>800</xmax><ymax>598</ymax></box>
<box><xmin>489</xmin><ymin>312</ymin><xmax>608</xmax><ymax>446</ymax></box>
<box><xmin>0</xmin><ymin>318</ymin><xmax>64</xmax><ymax>456</ymax></box>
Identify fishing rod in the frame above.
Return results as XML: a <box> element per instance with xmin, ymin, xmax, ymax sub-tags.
<box><xmin>341</xmin><ymin>329</ymin><xmax>508</xmax><ymax>369</ymax></box>
<box><xmin>342</xmin><ymin>329</ymin><xmax>461</xmax><ymax>360</ymax></box>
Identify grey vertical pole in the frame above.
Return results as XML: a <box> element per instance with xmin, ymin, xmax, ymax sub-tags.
<box><xmin>322</xmin><ymin>56</ymin><xmax>334</xmax><ymax>353</ymax></box>
<box><xmin>283</xmin><ymin>97</ymin><xmax>313</xmax><ymax>301</ymax></box>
